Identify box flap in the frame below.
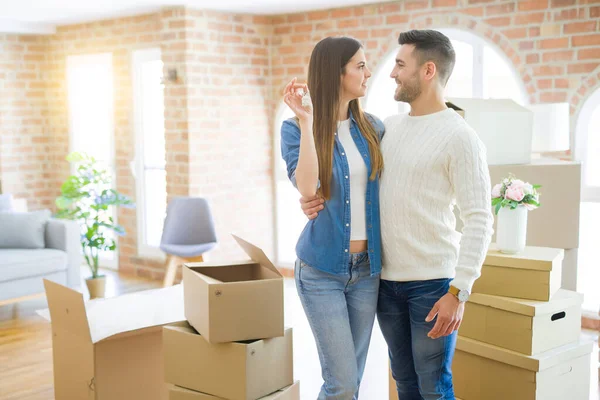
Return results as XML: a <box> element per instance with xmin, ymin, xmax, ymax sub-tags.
<box><xmin>88</xmin><ymin>284</ymin><xmax>185</xmax><ymax>343</ymax></box>
<box><xmin>40</xmin><ymin>281</ymin><xmax>185</xmax><ymax>343</ymax></box>
<box><xmin>232</xmin><ymin>234</ymin><xmax>281</xmax><ymax>277</ymax></box>
<box><xmin>469</xmin><ymin>289</ymin><xmax>583</xmax><ymax>316</ymax></box>
<box><xmin>446</xmin><ymin>97</ymin><xmax>531</xmax><ymax>113</ymax></box>
<box><xmin>456</xmin><ymin>336</ymin><xmax>593</xmax><ymax>371</ymax></box>
<box><xmin>43</xmin><ymin>279</ymin><xmax>92</xmax><ymax>342</ymax></box>
<box><xmin>484</xmin><ymin>245</ymin><xmax>563</xmax><ymax>271</ymax></box>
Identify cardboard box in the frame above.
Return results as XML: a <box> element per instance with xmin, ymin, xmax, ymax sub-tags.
<box><xmin>453</xmin><ymin>337</ymin><xmax>592</xmax><ymax>400</ymax></box>
<box><xmin>461</xmin><ymin>289</ymin><xmax>582</xmax><ymax>355</ymax></box>
<box><xmin>488</xmin><ymin>159</ymin><xmax>581</xmax><ymax>250</ymax></box>
<box><xmin>40</xmin><ymin>279</ymin><xmax>185</xmax><ymax>400</ymax></box>
<box><xmin>472</xmin><ymin>245</ymin><xmax>563</xmax><ymax>301</ymax></box>
<box><xmin>183</xmin><ymin>234</ymin><xmax>284</xmax><ymax>343</ymax></box>
<box><xmin>168</xmin><ymin>382</ymin><xmax>300</xmax><ymax>400</ymax></box>
<box><xmin>163</xmin><ymin>323</ymin><xmax>294</xmax><ymax>400</ymax></box>
<box><xmin>446</xmin><ymin>98</ymin><xmax>533</xmax><ymax>166</ymax></box>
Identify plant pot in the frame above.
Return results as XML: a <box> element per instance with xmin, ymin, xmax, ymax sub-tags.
<box><xmin>86</xmin><ymin>276</ymin><xmax>106</xmax><ymax>299</ymax></box>
<box><xmin>496</xmin><ymin>205</ymin><xmax>528</xmax><ymax>254</ymax></box>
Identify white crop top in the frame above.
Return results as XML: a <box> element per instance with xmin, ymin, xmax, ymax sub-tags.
<box><xmin>336</xmin><ymin>119</ymin><xmax>368</xmax><ymax>241</ymax></box>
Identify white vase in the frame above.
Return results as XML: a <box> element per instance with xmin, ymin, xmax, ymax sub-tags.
<box><xmin>496</xmin><ymin>205</ymin><xmax>528</xmax><ymax>254</ymax></box>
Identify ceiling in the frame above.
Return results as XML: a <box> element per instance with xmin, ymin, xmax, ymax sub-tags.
<box><xmin>0</xmin><ymin>0</ymin><xmax>388</xmax><ymax>34</ymax></box>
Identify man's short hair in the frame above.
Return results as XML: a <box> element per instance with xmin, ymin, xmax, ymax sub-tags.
<box><xmin>398</xmin><ymin>29</ymin><xmax>456</xmax><ymax>86</ymax></box>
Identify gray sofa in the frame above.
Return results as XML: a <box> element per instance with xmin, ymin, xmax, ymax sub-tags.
<box><xmin>0</xmin><ymin>211</ymin><xmax>82</xmax><ymax>303</ymax></box>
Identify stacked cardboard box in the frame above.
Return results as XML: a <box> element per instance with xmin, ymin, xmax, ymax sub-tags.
<box><xmin>453</xmin><ymin>244</ymin><xmax>593</xmax><ymax>400</ymax></box>
<box><xmin>40</xmin><ymin>280</ymin><xmax>186</xmax><ymax>399</ymax></box>
<box><xmin>163</xmin><ymin>234</ymin><xmax>299</xmax><ymax>400</ymax></box>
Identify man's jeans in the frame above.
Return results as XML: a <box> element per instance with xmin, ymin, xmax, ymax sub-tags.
<box><xmin>377</xmin><ymin>278</ymin><xmax>457</xmax><ymax>400</ymax></box>
<box><xmin>295</xmin><ymin>252</ymin><xmax>379</xmax><ymax>400</ymax></box>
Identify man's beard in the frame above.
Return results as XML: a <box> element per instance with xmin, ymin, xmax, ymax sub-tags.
<box><xmin>394</xmin><ymin>74</ymin><xmax>421</xmax><ymax>103</ymax></box>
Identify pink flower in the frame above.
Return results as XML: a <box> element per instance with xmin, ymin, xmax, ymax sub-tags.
<box><xmin>491</xmin><ymin>183</ymin><xmax>503</xmax><ymax>199</ymax></box>
<box><xmin>505</xmin><ymin>186</ymin><xmax>525</xmax><ymax>202</ymax></box>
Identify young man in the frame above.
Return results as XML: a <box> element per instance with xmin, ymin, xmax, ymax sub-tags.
<box><xmin>300</xmin><ymin>30</ymin><xmax>494</xmax><ymax>399</ymax></box>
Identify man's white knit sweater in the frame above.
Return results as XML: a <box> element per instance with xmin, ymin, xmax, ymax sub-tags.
<box><xmin>380</xmin><ymin>108</ymin><xmax>494</xmax><ymax>292</ymax></box>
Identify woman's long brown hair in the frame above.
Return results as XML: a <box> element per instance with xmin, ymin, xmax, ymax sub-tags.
<box><xmin>307</xmin><ymin>37</ymin><xmax>384</xmax><ymax>200</ymax></box>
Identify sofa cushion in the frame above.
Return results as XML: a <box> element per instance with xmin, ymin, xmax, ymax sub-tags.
<box><xmin>0</xmin><ymin>209</ymin><xmax>51</xmax><ymax>249</ymax></box>
<box><xmin>0</xmin><ymin>249</ymin><xmax>68</xmax><ymax>282</ymax></box>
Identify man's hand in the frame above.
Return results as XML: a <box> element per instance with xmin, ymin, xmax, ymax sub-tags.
<box><xmin>299</xmin><ymin>195</ymin><xmax>324</xmax><ymax>220</ymax></box>
<box><xmin>425</xmin><ymin>293</ymin><xmax>464</xmax><ymax>339</ymax></box>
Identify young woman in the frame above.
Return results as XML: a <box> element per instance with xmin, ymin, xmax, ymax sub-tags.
<box><xmin>280</xmin><ymin>36</ymin><xmax>384</xmax><ymax>400</ymax></box>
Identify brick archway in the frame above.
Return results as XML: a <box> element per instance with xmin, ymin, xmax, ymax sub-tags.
<box><xmin>569</xmin><ymin>65</ymin><xmax>600</xmax><ymax>117</ymax></box>
<box><xmin>369</xmin><ymin>13</ymin><xmax>536</xmax><ymax>103</ymax></box>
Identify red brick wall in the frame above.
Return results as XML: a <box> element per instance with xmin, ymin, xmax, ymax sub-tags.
<box><xmin>0</xmin><ymin>34</ymin><xmax>54</xmax><ymax>210</ymax></box>
<box><xmin>270</xmin><ymin>0</ymin><xmax>600</xmax><ymax>143</ymax></box>
<box><xmin>181</xmin><ymin>9</ymin><xmax>274</xmax><ymax>261</ymax></box>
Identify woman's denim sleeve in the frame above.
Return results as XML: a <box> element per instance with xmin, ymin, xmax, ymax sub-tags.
<box><xmin>280</xmin><ymin>118</ymin><xmax>320</xmax><ymax>190</ymax></box>
<box><xmin>280</xmin><ymin>119</ymin><xmax>301</xmax><ymax>188</ymax></box>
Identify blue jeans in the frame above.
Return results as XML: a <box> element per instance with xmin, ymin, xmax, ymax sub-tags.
<box><xmin>295</xmin><ymin>252</ymin><xmax>379</xmax><ymax>400</ymax></box>
<box><xmin>377</xmin><ymin>278</ymin><xmax>456</xmax><ymax>400</ymax></box>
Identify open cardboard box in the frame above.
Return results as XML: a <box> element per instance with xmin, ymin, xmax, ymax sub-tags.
<box><xmin>163</xmin><ymin>322</ymin><xmax>294</xmax><ymax>400</ymax></box>
<box><xmin>168</xmin><ymin>381</ymin><xmax>300</xmax><ymax>400</ymax></box>
<box><xmin>183</xmin><ymin>234</ymin><xmax>284</xmax><ymax>343</ymax></box>
<box><xmin>39</xmin><ymin>280</ymin><xmax>185</xmax><ymax>400</ymax></box>
<box><xmin>461</xmin><ymin>289</ymin><xmax>582</xmax><ymax>355</ymax></box>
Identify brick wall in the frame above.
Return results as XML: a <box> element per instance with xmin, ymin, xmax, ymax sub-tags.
<box><xmin>0</xmin><ymin>34</ymin><xmax>54</xmax><ymax>210</ymax></box>
<box><xmin>270</xmin><ymin>0</ymin><xmax>600</xmax><ymax>146</ymax></box>
<box><xmin>181</xmin><ymin>9</ymin><xmax>274</xmax><ymax>261</ymax></box>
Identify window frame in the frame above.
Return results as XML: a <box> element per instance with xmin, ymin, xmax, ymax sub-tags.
<box><xmin>131</xmin><ymin>47</ymin><xmax>167</xmax><ymax>260</ymax></box>
<box><xmin>575</xmin><ymin>88</ymin><xmax>600</xmax><ymax>203</ymax></box>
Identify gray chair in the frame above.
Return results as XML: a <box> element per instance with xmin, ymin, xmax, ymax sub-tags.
<box><xmin>160</xmin><ymin>197</ymin><xmax>217</xmax><ymax>287</ymax></box>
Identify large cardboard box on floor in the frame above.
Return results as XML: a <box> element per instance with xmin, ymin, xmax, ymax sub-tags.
<box><xmin>453</xmin><ymin>336</ymin><xmax>592</xmax><ymax>400</ymax></box>
<box><xmin>163</xmin><ymin>323</ymin><xmax>294</xmax><ymax>400</ymax></box>
<box><xmin>40</xmin><ymin>280</ymin><xmax>185</xmax><ymax>400</ymax></box>
<box><xmin>446</xmin><ymin>98</ymin><xmax>533</xmax><ymax>165</ymax></box>
<box><xmin>183</xmin><ymin>234</ymin><xmax>284</xmax><ymax>343</ymax></box>
<box><xmin>461</xmin><ymin>289</ymin><xmax>582</xmax><ymax>355</ymax></box>
<box><xmin>472</xmin><ymin>245</ymin><xmax>563</xmax><ymax>301</ymax></box>
<box><xmin>168</xmin><ymin>382</ymin><xmax>300</xmax><ymax>400</ymax></box>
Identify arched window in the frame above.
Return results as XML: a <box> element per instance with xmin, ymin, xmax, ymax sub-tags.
<box><xmin>365</xmin><ymin>28</ymin><xmax>528</xmax><ymax>118</ymax></box>
<box><xmin>273</xmin><ymin>105</ymin><xmax>306</xmax><ymax>267</ymax></box>
<box><xmin>575</xmin><ymin>88</ymin><xmax>600</xmax><ymax>312</ymax></box>
<box><xmin>576</xmin><ymin>88</ymin><xmax>600</xmax><ymax>201</ymax></box>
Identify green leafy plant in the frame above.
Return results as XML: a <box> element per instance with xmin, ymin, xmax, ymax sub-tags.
<box><xmin>491</xmin><ymin>173</ymin><xmax>541</xmax><ymax>215</ymax></box>
<box><xmin>55</xmin><ymin>152</ymin><xmax>134</xmax><ymax>279</ymax></box>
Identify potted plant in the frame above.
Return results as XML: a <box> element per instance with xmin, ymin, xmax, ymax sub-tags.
<box><xmin>55</xmin><ymin>152</ymin><xmax>134</xmax><ymax>298</ymax></box>
<box><xmin>491</xmin><ymin>174</ymin><xmax>541</xmax><ymax>254</ymax></box>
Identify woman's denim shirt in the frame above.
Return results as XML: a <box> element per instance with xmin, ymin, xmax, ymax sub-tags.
<box><xmin>280</xmin><ymin>111</ymin><xmax>385</xmax><ymax>276</ymax></box>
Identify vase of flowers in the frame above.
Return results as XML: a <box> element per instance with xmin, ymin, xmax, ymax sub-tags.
<box><xmin>491</xmin><ymin>174</ymin><xmax>541</xmax><ymax>254</ymax></box>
